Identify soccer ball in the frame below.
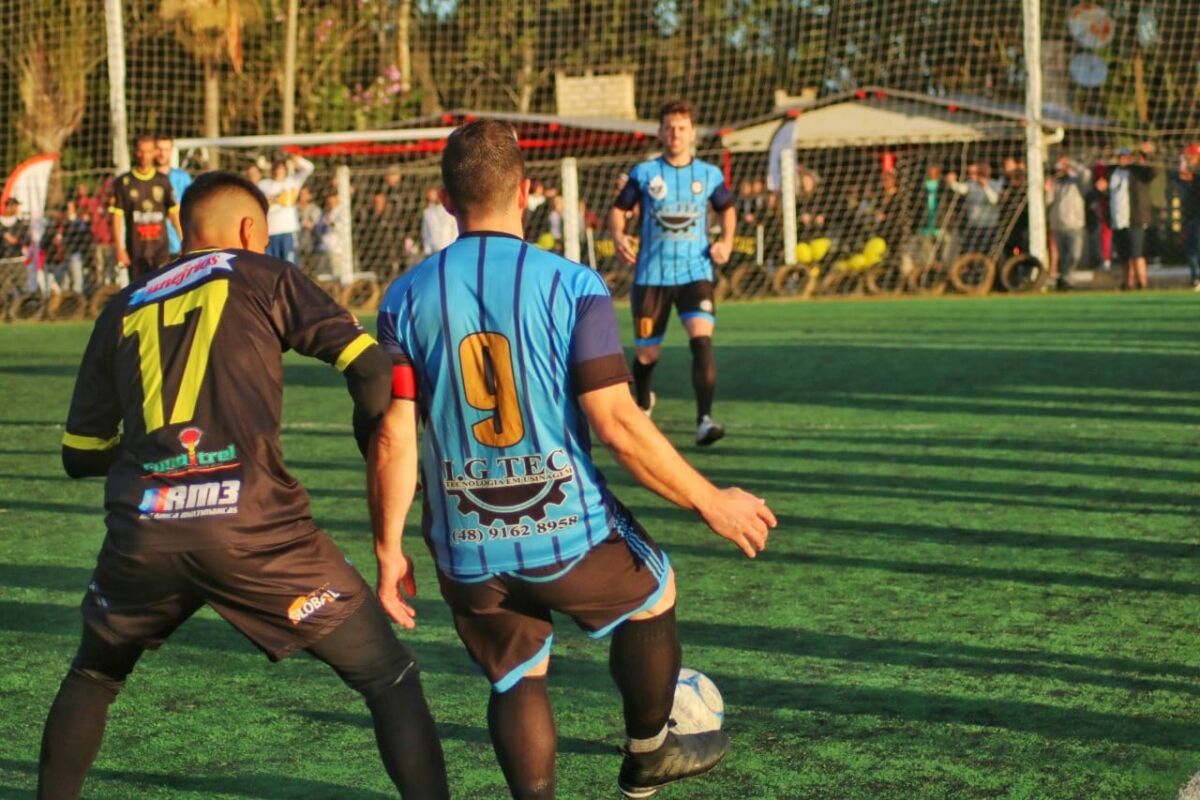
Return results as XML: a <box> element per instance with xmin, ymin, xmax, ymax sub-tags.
<box><xmin>670</xmin><ymin>668</ymin><xmax>724</xmax><ymax>734</ymax></box>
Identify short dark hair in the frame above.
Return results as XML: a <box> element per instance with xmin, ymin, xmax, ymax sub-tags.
<box><xmin>441</xmin><ymin>120</ymin><xmax>524</xmax><ymax>216</ymax></box>
<box><xmin>180</xmin><ymin>171</ymin><xmax>269</xmax><ymax>236</ymax></box>
<box><xmin>134</xmin><ymin>134</ymin><xmax>156</xmax><ymax>148</ymax></box>
<box><xmin>659</xmin><ymin>100</ymin><xmax>695</xmax><ymax>125</ymax></box>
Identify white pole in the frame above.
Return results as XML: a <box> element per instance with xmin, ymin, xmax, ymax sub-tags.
<box><xmin>104</xmin><ymin>0</ymin><xmax>130</xmax><ymax>173</ymax></box>
<box><xmin>282</xmin><ymin>0</ymin><xmax>299</xmax><ymax>135</ymax></box>
<box><xmin>756</xmin><ymin>223</ymin><xmax>764</xmax><ymax>267</ymax></box>
<box><xmin>561</xmin><ymin>157</ymin><xmax>581</xmax><ymax>262</ymax></box>
<box><xmin>335</xmin><ymin>165</ymin><xmax>355</xmax><ymax>285</ymax></box>
<box><xmin>585</xmin><ymin>227</ymin><xmax>597</xmax><ymax>269</ymax></box>
<box><xmin>780</xmin><ymin>147</ymin><xmax>798</xmax><ymax>265</ymax></box>
<box><xmin>1022</xmin><ymin>0</ymin><xmax>1049</xmax><ymax>268</ymax></box>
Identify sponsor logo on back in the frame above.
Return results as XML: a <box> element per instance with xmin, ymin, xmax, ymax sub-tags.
<box><xmin>130</xmin><ymin>251</ymin><xmax>234</xmax><ymax>307</ymax></box>
<box><xmin>142</xmin><ymin>427</ymin><xmax>239</xmax><ymax>478</ymax></box>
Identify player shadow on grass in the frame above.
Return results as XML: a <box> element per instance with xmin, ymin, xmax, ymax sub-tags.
<box><xmin>694</xmin><ymin>463</ymin><xmax>1197</xmax><ymax>515</ymax></box>
<box><xmin>675</xmin><ymin>619</ymin><xmax>1200</xmax><ymax>696</ymax></box>
<box><xmin>0</xmin><ymin>364</ymin><xmax>81</xmax><ymax>378</ymax></box>
<box><xmin>687</xmin><ymin>513</ymin><xmax>1195</xmax><ymax>561</ymax></box>
<box><xmin>710</xmin><ymin>443</ymin><xmax>1200</xmax><ymax>486</ymax></box>
<box><xmin>0</xmin><ymin>758</ymin><xmax>392</xmax><ymax>799</ymax></box>
<box><xmin>662</xmin><ymin>540</ymin><xmax>1200</xmax><ymax>597</ymax></box>
<box><xmin>7</xmin><ymin>595</ymin><xmax>1198</xmax><ymax>753</ymax></box>
<box><xmin>294</xmin><ymin>712</ymin><xmax>613</xmax><ymax>757</ymax></box>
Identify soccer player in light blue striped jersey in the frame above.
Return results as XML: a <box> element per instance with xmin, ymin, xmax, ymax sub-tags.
<box><xmin>372</xmin><ymin>120</ymin><xmax>776</xmax><ymax>799</ymax></box>
<box><xmin>608</xmin><ymin>100</ymin><xmax>737</xmax><ymax>446</ymax></box>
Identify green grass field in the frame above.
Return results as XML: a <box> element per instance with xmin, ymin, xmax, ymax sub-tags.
<box><xmin>1</xmin><ymin>291</ymin><xmax>1198</xmax><ymax>799</ymax></box>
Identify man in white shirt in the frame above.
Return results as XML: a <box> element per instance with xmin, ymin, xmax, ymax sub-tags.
<box><xmin>257</xmin><ymin>154</ymin><xmax>315</xmax><ymax>264</ymax></box>
<box><xmin>420</xmin><ymin>186</ymin><xmax>458</xmax><ymax>255</ymax></box>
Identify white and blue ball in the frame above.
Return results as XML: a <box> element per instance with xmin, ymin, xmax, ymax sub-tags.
<box><xmin>670</xmin><ymin>668</ymin><xmax>724</xmax><ymax>734</ymax></box>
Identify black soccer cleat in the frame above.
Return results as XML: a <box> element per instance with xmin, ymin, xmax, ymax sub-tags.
<box><xmin>617</xmin><ymin>729</ymin><xmax>731</xmax><ymax>798</ymax></box>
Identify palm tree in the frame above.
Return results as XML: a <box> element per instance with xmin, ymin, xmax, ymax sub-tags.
<box><xmin>160</xmin><ymin>0</ymin><xmax>264</xmax><ymax>163</ymax></box>
<box><xmin>3</xmin><ymin>0</ymin><xmax>106</xmax><ymax>161</ymax></box>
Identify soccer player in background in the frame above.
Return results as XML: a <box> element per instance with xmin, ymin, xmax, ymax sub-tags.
<box><xmin>154</xmin><ymin>135</ymin><xmax>194</xmax><ymax>258</ymax></box>
<box><xmin>256</xmin><ymin>153</ymin><xmax>315</xmax><ymax>264</ymax></box>
<box><xmin>607</xmin><ymin>100</ymin><xmax>736</xmax><ymax>446</ymax></box>
<box><xmin>110</xmin><ymin>134</ymin><xmax>182</xmax><ymax>285</ymax></box>
<box><xmin>373</xmin><ymin>120</ymin><xmax>775</xmax><ymax>799</ymax></box>
<box><xmin>39</xmin><ymin>172</ymin><xmax>449</xmax><ymax>800</ymax></box>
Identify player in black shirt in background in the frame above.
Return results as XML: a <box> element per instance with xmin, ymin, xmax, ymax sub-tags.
<box><xmin>38</xmin><ymin>172</ymin><xmax>449</xmax><ymax>800</ymax></box>
<box><xmin>110</xmin><ymin>135</ymin><xmax>183</xmax><ymax>283</ymax></box>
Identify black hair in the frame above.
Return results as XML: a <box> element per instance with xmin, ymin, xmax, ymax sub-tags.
<box><xmin>180</xmin><ymin>171</ymin><xmax>269</xmax><ymax>236</ymax></box>
<box><xmin>441</xmin><ymin>119</ymin><xmax>525</xmax><ymax>216</ymax></box>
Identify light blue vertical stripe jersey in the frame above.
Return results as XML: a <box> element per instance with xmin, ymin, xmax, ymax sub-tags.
<box><xmin>377</xmin><ymin>232</ymin><xmax>632</xmax><ymax>579</ymax></box>
<box><xmin>614</xmin><ymin>156</ymin><xmax>734</xmax><ymax>286</ymax></box>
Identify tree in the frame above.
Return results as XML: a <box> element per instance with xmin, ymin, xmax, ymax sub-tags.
<box><xmin>160</xmin><ymin>0</ymin><xmax>264</xmax><ymax>160</ymax></box>
<box><xmin>0</xmin><ymin>0</ymin><xmax>106</xmax><ymax>162</ymax></box>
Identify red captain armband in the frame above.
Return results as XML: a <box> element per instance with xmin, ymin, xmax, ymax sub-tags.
<box><xmin>391</xmin><ymin>364</ymin><xmax>417</xmax><ymax>400</ymax></box>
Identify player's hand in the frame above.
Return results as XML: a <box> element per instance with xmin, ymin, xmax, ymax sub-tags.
<box><xmin>614</xmin><ymin>235</ymin><xmax>638</xmax><ymax>266</ymax></box>
<box><xmin>698</xmin><ymin>487</ymin><xmax>776</xmax><ymax>558</ymax></box>
<box><xmin>376</xmin><ymin>553</ymin><xmax>418</xmax><ymax>628</ymax></box>
<box><xmin>116</xmin><ymin>249</ymin><xmax>131</xmax><ymax>267</ymax></box>
<box><xmin>709</xmin><ymin>239</ymin><xmax>732</xmax><ymax>265</ymax></box>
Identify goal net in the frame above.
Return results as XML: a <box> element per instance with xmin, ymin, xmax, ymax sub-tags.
<box><xmin>1</xmin><ymin>0</ymin><xmax>1198</xmax><ymax>310</ymax></box>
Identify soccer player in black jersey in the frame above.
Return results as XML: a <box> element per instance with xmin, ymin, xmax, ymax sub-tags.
<box><xmin>110</xmin><ymin>135</ymin><xmax>183</xmax><ymax>283</ymax></box>
<box><xmin>38</xmin><ymin>172</ymin><xmax>449</xmax><ymax>800</ymax></box>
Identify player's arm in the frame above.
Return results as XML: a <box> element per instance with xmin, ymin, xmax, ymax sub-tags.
<box><xmin>708</xmin><ymin>176</ymin><xmax>737</xmax><ymax>265</ymax></box>
<box><xmin>579</xmin><ymin>384</ymin><xmax>774</xmax><ymax>558</ymax></box>
<box><xmin>609</xmin><ymin>170</ymin><xmax>642</xmax><ymax>266</ymax></box>
<box><xmin>367</xmin><ymin>395</ymin><xmax>420</xmax><ymax>628</ymax></box>
<box><xmin>110</xmin><ymin>188</ymin><xmax>129</xmax><ymax>266</ymax></box>
<box><xmin>62</xmin><ymin>304</ymin><xmax>123</xmax><ymax>479</ymax></box>
<box><xmin>568</xmin><ymin>281</ymin><xmax>774</xmax><ymax>556</ymax></box>
<box><xmin>168</xmin><ymin>205</ymin><xmax>182</xmax><ymax>241</ymax></box>
<box><xmin>291</xmin><ymin>155</ymin><xmax>315</xmax><ymax>186</ymax></box>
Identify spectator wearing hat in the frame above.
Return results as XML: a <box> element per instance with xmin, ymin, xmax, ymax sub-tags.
<box><xmin>1179</xmin><ymin>142</ymin><xmax>1200</xmax><ymax>289</ymax></box>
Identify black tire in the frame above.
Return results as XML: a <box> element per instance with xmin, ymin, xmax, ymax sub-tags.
<box><xmin>819</xmin><ymin>267</ymin><xmax>864</xmax><ymax>297</ymax></box>
<box><xmin>999</xmin><ymin>254</ymin><xmax>1048</xmax><ymax>293</ymax></box>
<box><xmin>47</xmin><ymin>291</ymin><xmax>88</xmax><ymax>321</ymax></box>
<box><xmin>343</xmin><ymin>278</ymin><xmax>381</xmax><ymax>310</ymax></box>
<box><xmin>603</xmin><ymin>267</ymin><xmax>634</xmax><ymax>300</ymax></box>
<box><xmin>908</xmin><ymin>261</ymin><xmax>948</xmax><ymax>296</ymax></box>
<box><xmin>9</xmin><ymin>293</ymin><xmax>45</xmax><ymax>321</ymax></box>
<box><xmin>88</xmin><ymin>283</ymin><xmax>123</xmax><ymax>318</ymax></box>
<box><xmin>728</xmin><ymin>263</ymin><xmax>770</xmax><ymax>299</ymax></box>
<box><xmin>771</xmin><ymin>264</ymin><xmax>813</xmax><ymax>297</ymax></box>
<box><xmin>948</xmin><ymin>253</ymin><xmax>996</xmax><ymax>296</ymax></box>
<box><xmin>864</xmin><ymin>261</ymin><xmax>907</xmax><ymax>296</ymax></box>
<box><xmin>713</xmin><ymin>271</ymin><xmax>731</xmax><ymax>302</ymax></box>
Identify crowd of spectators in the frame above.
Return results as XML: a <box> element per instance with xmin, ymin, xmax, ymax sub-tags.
<box><xmin>4</xmin><ymin>138</ymin><xmax>1200</xmax><ymax>301</ymax></box>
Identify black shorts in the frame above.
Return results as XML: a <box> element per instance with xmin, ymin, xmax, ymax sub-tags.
<box><xmin>81</xmin><ymin>531</ymin><xmax>369</xmax><ymax>661</ymax></box>
<box><xmin>129</xmin><ymin>244</ymin><xmax>170</xmax><ymax>281</ymax></box>
<box><xmin>1114</xmin><ymin>226</ymin><xmax>1148</xmax><ymax>261</ymax></box>
<box><xmin>436</xmin><ymin>509</ymin><xmax>671</xmax><ymax>692</ymax></box>
<box><xmin>631</xmin><ymin>281</ymin><xmax>716</xmax><ymax>347</ymax></box>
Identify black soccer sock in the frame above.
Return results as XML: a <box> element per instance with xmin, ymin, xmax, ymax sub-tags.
<box><xmin>38</xmin><ymin>670</ymin><xmax>120</xmax><ymax>800</ymax></box>
<box><xmin>631</xmin><ymin>358</ymin><xmax>657</xmax><ymax>410</ymax></box>
<box><xmin>366</xmin><ymin>673</ymin><xmax>449</xmax><ymax>800</ymax></box>
<box><xmin>689</xmin><ymin>337</ymin><xmax>716</xmax><ymax>422</ymax></box>
<box><xmin>609</xmin><ymin>607</ymin><xmax>681</xmax><ymax>742</ymax></box>
<box><xmin>308</xmin><ymin>598</ymin><xmax>449</xmax><ymax>799</ymax></box>
<box><xmin>487</xmin><ymin>677</ymin><xmax>557</xmax><ymax>800</ymax></box>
